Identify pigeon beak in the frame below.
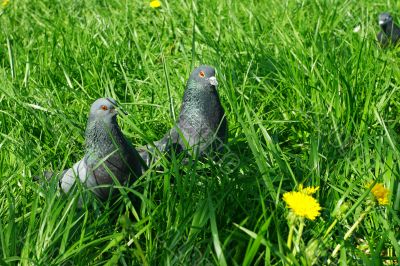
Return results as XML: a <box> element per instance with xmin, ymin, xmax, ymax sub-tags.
<box><xmin>379</xmin><ymin>20</ymin><xmax>385</xmax><ymax>25</ymax></box>
<box><xmin>109</xmin><ymin>107</ymin><xmax>118</xmax><ymax>116</ymax></box>
<box><xmin>208</xmin><ymin>76</ymin><xmax>218</xmax><ymax>86</ymax></box>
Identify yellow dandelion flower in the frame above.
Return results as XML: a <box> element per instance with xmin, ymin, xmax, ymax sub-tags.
<box><xmin>298</xmin><ymin>184</ymin><xmax>319</xmax><ymax>195</ymax></box>
<box><xmin>283</xmin><ymin>191</ymin><xmax>321</xmax><ymax>221</ymax></box>
<box><xmin>149</xmin><ymin>0</ymin><xmax>161</xmax><ymax>8</ymax></box>
<box><xmin>1</xmin><ymin>0</ymin><xmax>10</xmax><ymax>8</ymax></box>
<box><xmin>370</xmin><ymin>183</ymin><xmax>389</xmax><ymax>205</ymax></box>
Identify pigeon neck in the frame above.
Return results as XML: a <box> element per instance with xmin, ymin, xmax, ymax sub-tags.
<box><xmin>181</xmin><ymin>84</ymin><xmax>217</xmax><ymax>113</ymax></box>
<box><xmin>85</xmin><ymin>117</ymin><xmax>123</xmax><ymax>156</ymax></box>
<box><xmin>382</xmin><ymin>21</ymin><xmax>395</xmax><ymax>34</ymax></box>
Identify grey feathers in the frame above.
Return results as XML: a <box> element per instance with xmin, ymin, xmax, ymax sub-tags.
<box><xmin>49</xmin><ymin>98</ymin><xmax>142</xmax><ymax>200</ymax></box>
<box><xmin>377</xmin><ymin>12</ymin><xmax>400</xmax><ymax>46</ymax></box>
<box><xmin>42</xmin><ymin>65</ymin><xmax>228</xmax><ymax>200</ymax></box>
<box><xmin>139</xmin><ymin>65</ymin><xmax>228</xmax><ymax>165</ymax></box>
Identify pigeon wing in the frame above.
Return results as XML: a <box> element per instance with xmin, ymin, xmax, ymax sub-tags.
<box><xmin>59</xmin><ymin>159</ymin><xmax>89</xmax><ymax>193</ymax></box>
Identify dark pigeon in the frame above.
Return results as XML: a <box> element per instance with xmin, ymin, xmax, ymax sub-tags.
<box><xmin>138</xmin><ymin>65</ymin><xmax>228</xmax><ymax>166</ymax></box>
<box><xmin>44</xmin><ymin>98</ymin><xmax>142</xmax><ymax>200</ymax></box>
<box><xmin>377</xmin><ymin>12</ymin><xmax>400</xmax><ymax>46</ymax></box>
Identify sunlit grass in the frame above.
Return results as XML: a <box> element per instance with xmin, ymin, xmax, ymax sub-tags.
<box><xmin>0</xmin><ymin>0</ymin><xmax>399</xmax><ymax>264</ymax></box>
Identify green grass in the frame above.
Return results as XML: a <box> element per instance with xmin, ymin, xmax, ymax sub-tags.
<box><xmin>1</xmin><ymin>0</ymin><xmax>399</xmax><ymax>264</ymax></box>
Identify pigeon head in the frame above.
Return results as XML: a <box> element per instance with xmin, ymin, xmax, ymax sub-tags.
<box><xmin>88</xmin><ymin>98</ymin><xmax>119</xmax><ymax>123</ymax></box>
<box><xmin>379</xmin><ymin>13</ymin><xmax>393</xmax><ymax>27</ymax></box>
<box><xmin>188</xmin><ymin>65</ymin><xmax>218</xmax><ymax>91</ymax></box>
<box><xmin>85</xmin><ymin>97</ymin><xmax>124</xmax><ymax>154</ymax></box>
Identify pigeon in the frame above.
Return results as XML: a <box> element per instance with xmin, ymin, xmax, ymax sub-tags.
<box><xmin>45</xmin><ymin>98</ymin><xmax>142</xmax><ymax>200</ymax></box>
<box><xmin>377</xmin><ymin>12</ymin><xmax>400</xmax><ymax>46</ymax></box>
<box><xmin>138</xmin><ymin>65</ymin><xmax>227</xmax><ymax>165</ymax></box>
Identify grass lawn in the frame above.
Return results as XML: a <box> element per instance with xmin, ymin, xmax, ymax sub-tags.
<box><xmin>1</xmin><ymin>0</ymin><xmax>399</xmax><ymax>264</ymax></box>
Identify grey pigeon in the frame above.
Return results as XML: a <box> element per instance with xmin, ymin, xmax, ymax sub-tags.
<box><xmin>47</xmin><ymin>98</ymin><xmax>142</xmax><ymax>200</ymax></box>
<box><xmin>138</xmin><ymin>65</ymin><xmax>227</xmax><ymax>165</ymax></box>
<box><xmin>377</xmin><ymin>12</ymin><xmax>400</xmax><ymax>46</ymax></box>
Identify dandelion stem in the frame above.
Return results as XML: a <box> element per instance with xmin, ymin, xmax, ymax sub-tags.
<box><xmin>293</xmin><ymin>218</ymin><xmax>305</xmax><ymax>255</ymax></box>
<box><xmin>287</xmin><ymin>224</ymin><xmax>294</xmax><ymax>250</ymax></box>
<box><xmin>330</xmin><ymin>205</ymin><xmax>372</xmax><ymax>259</ymax></box>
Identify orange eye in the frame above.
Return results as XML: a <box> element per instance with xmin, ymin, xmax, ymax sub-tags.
<box><xmin>101</xmin><ymin>105</ymin><xmax>108</xmax><ymax>111</ymax></box>
<box><xmin>199</xmin><ymin>71</ymin><xmax>205</xmax><ymax>78</ymax></box>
